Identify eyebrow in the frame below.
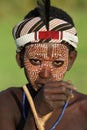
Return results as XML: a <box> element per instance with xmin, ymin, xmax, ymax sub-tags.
<box><xmin>28</xmin><ymin>53</ymin><xmax>65</xmax><ymax>62</ymax></box>
<box><xmin>27</xmin><ymin>53</ymin><xmax>43</xmax><ymax>58</ymax></box>
<box><xmin>52</xmin><ymin>54</ymin><xmax>65</xmax><ymax>60</ymax></box>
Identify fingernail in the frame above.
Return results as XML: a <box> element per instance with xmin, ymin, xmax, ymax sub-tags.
<box><xmin>71</xmin><ymin>94</ymin><xmax>74</xmax><ymax>98</ymax></box>
<box><xmin>73</xmin><ymin>86</ymin><xmax>77</xmax><ymax>90</ymax></box>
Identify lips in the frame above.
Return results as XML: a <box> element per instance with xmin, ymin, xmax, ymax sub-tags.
<box><xmin>37</xmin><ymin>83</ymin><xmax>43</xmax><ymax>89</ymax></box>
<box><xmin>36</xmin><ymin>82</ymin><xmax>45</xmax><ymax>89</ymax></box>
<box><xmin>35</xmin><ymin>80</ymin><xmax>46</xmax><ymax>89</ymax></box>
<box><xmin>35</xmin><ymin>78</ymin><xmax>54</xmax><ymax>90</ymax></box>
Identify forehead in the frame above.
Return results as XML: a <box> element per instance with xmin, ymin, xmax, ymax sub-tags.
<box><xmin>25</xmin><ymin>43</ymin><xmax>69</xmax><ymax>58</ymax></box>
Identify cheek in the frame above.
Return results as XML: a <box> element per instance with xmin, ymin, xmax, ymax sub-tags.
<box><xmin>24</xmin><ymin>58</ymin><xmax>40</xmax><ymax>84</ymax></box>
<box><xmin>52</xmin><ymin>61</ymin><xmax>68</xmax><ymax>81</ymax></box>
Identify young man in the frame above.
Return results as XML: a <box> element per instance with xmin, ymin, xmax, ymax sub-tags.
<box><xmin>0</xmin><ymin>2</ymin><xmax>87</xmax><ymax>130</ymax></box>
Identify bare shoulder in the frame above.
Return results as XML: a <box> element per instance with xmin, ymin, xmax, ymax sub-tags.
<box><xmin>0</xmin><ymin>87</ymin><xmax>23</xmax><ymax>105</ymax></box>
<box><xmin>79</xmin><ymin>92</ymin><xmax>87</xmax><ymax>111</ymax></box>
<box><xmin>0</xmin><ymin>87</ymin><xmax>23</xmax><ymax>123</ymax></box>
<box><xmin>74</xmin><ymin>91</ymin><xmax>87</xmax><ymax>115</ymax></box>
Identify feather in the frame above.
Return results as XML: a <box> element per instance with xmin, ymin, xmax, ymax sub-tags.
<box><xmin>37</xmin><ymin>0</ymin><xmax>51</xmax><ymax>30</ymax></box>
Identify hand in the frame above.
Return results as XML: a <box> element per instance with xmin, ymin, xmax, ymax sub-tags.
<box><xmin>34</xmin><ymin>80</ymin><xmax>76</xmax><ymax>115</ymax></box>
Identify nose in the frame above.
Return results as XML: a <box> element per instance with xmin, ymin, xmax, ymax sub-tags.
<box><xmin>39</xmin><ymin>67</ymin><xmax>52</xmax><ymax>79</ymax></box>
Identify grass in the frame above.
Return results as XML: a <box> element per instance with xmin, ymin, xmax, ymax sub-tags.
<box><xmin>0</xmin><ymin>17</ymin><xmax>27</xmax><ymax>90</ymax></box>
<box><xmin>0</xmin><ymin>9</ymin><xmax>87</xmax><ymax>94</ymax></box>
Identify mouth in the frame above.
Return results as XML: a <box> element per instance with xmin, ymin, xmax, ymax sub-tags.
<box><xmin>36</xmin><ymin>83</ymin><xmax>45</xmax><ymax>89</ymax></box>
<box><xmin>35</xmin><ymin>81</ymin><xmax>46</xmax><ymax>90</ymax></box>
<box><xmin>35</xmin><ymin>78</ymin><xmax>55</xmax><ymax>90</ymax></box>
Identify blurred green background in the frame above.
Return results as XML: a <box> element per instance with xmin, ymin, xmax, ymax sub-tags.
<box><xmin>0</xmin><ymin>0</ymin><xmax>87</xmax><ymax>93</ymax></box>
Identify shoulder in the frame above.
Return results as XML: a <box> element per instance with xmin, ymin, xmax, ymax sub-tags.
<box><xmin>79</xmin><ymin>92</ymin><xmax>87</xmax><ymax>111</ymax></box>
<box><xmin>0</xmin><ymin>87</ymin><xmax>23</xmax><ymax>104</ymax></box>
<box><xmin>74</xmin><ymin>91</ymin><xmax>87</xmax><ymax>115</ymax></box>
<box><xmin>0</xmin><ymin>87</ymin><xmax>23</xmax><ymax>121</ymax></box>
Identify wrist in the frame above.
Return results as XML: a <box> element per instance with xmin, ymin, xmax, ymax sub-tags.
<box><xmin>34</xmin><ymin>94</ymin><xmax>53</xmax><ymax>116</ymax></box>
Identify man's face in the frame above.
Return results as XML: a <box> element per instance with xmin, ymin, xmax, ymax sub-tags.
<box><xmin>24</xmin><ymin>43</ymin><xmax>69</xmax><ymax>91</ymax></box>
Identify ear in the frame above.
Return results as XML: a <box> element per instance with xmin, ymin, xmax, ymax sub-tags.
<box><xmin>16</xmin><ymin>52</ymin><xmax>24</xmax><ymax>68</ymax></box>
<box><xmin>67</xmin><ymin>50</ymin><xmax>77</xmax><ymax>71</ymax></box>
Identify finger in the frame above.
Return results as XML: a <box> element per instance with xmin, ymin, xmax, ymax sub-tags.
<box><xmin>64</xmin><ymin>88</ymin><xmax>74</xmax><ymax>99</ymax></box>
<box><xmin>45</xmin><ymin>93</ymin><xmax>67</xmax><ymax>101</ymax></box>
<box><xmin>44</xmin><ymin>86</ymin><xmax>74</xmax><ymax>101</ymax></box>
<box><xmin>49</xmin><ymin>100</ymin><xmax>65</xmax><ymax>109</ymax></box>
<box><xmin>66</xmin><ymin>80</ymin><xmax>77</xmax><ymax>90</ymax></box>
<box><xmin>43</xmin><ymin>85</ymin><xmax>74</xmax><ymax>95</ymax></box>
<box><xmin>44</xmin><ymin>81</ymin><xmax>77</xmax><ymax>91</ymax></box>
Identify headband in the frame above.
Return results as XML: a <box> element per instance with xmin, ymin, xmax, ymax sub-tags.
<box><xmin>13</xmin><ymin>17</ymin><xmax>78</xmax><ymax>52</ymax></box>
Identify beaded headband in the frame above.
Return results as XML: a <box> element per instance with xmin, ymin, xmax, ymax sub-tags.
<box><xmin>13</xmin><ymin>17</ymin><xmax>78</xmax><ymax>52</ymax></box>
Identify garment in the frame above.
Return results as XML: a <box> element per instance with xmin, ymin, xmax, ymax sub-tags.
<box><xmin>22</xmin><ymin>84</ymin><xmax>37</xmax><ymax>120</ymax></box>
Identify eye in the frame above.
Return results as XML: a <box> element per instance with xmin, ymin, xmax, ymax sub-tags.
<box><xmin>29</xmin><ymin>59</ymin><xmax>41</xmax><ymax>65</ymax></box>
<box><xmin>53</xmin><ymin>60</ymin><xmax>64</xmax><ymax>67</ymax></box>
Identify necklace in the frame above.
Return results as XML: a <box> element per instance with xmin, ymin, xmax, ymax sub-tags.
<box><xmin>50</xmin><ymin>89</ymin><xmax>72</xmax><ymax>130</ymax></box>
<box><xmin>23</xmin><ymin>86</ymin><xmax>72</xmax><ymax>130</ymax></box>
<box><xmin>50</xmin><ymin>99</ymin><xmax>69</xmax><ymax>130</ymax></box>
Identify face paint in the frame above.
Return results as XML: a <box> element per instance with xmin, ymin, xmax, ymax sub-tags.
<box><xmin>24</xmin><ymin>43</ymin><xmax>69</xmax><ymax>91</ymax></box>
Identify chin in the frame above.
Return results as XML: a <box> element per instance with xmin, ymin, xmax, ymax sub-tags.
<box><xmin>29</xmin><ymin>82</ymin><xmax>39</xmax><ymax>91</ymax></box>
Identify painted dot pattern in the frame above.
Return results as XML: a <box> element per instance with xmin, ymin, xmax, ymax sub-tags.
<box><xmin>24</xmin><ymin>43</ymin><xmax>69</xmax><ymax>91</ymax></box>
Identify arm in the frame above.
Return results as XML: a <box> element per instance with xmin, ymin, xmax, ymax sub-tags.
<box><xmin>23</xmin><ymin>81</ymin><xmax>76</xmax><ymax>130</ymax></box>
<box><xmin>23</xmin><ymin>85</ymin><xmax>52</xmax><ymax>130</ymax></box>
<box><xmin>34</xmin><ymin>81</ymin><xmax>76</xmax><ymax>116</ymax></box>
<box><xmin>0</xmin><ymin>89</ymin><xmax>16</xmax><ymax>130</ymax></box>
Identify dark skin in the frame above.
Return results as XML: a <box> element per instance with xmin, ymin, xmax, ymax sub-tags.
<box><xmin>0</xmin><ymin>43</ymin><xmax>87</xmax><ymax>130</ymax></box>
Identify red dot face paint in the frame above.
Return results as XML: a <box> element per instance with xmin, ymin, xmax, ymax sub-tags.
<box><xmin>24</xmin><ymin>43</ymin><xmax>69</xmax><ymax>91</ymax></box>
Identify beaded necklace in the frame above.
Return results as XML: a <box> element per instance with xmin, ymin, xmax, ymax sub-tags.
<box><xmin>22</xmin><ymin>85</ymin><xmax>71</xmax><ymax>129</ymax></box>
<box><xmin>50</xmin><ymin>99</ymin><xmax>69</xmax><ymax>130</ymax></box>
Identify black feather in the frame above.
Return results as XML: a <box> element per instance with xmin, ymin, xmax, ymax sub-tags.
<box><xmin>37</xmin><ymin>0</ymin><xmax>51</xmax><ymax>30</ymax></box>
